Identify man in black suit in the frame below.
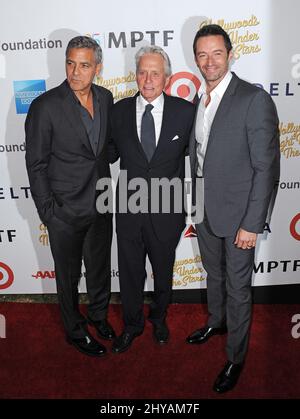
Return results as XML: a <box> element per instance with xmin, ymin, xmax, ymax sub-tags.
<box><xmin>110</xmin><ymin>46</ymin><xmax>195</xmax><ymax>353</ymax></box>
<box><xmin>25</xmin><ymin>36</ymin><xmax>116</xmax><ymax>357</ymax></box>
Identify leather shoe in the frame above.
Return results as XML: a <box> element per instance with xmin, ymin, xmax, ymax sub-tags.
<box><xmin>153</xmin><ymin>322</ymin><xmax>169</xmax><ymax>344</ymax></box>
<box><xmin>213</xmin><ymin>361</ymin><xmax>244</xmax><ymax>393</ymax></box>
<box><xmin>112</xmin><ymin>331</ymin><xmax>141</xmax><ymax>354</ymax></box>
<box><xmin>87</xmin><ymin>317</ymin><xmax>116</xmax><ymax>340</ymax></box>
<box><xmin>186</xmin><ymin>326</ymin><xmax>226</xmax><ymax>344</ymax></box>
<box><xmin>66</xmin><ymin>335</ymin><xmax>107</xmax><ymax>357</ymax></box>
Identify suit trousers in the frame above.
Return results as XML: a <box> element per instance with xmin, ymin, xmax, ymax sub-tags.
<box><xmin>117</xmin><ymin>214</ymin><xmax>179</xmax><ymax>334</ymax></box>
<box><xmin>196</xmin><ymin>217</ymin><xmax>255</xmax><ymax>364</ymax></box>
<box><xmin>47</xmin><ymin>213</ymin><xmax>112</xmax><ymax>339</ymax></box>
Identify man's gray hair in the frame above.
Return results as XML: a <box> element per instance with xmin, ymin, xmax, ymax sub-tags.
<box><xmin>66</xmin><ymin>36</ymin><xmax>103</xmax><ymax>64</ymax></box>
<box><xmin>135</xmin><ymin>46</ymin><xmax>172</xmax><ymax>77</ymax></box>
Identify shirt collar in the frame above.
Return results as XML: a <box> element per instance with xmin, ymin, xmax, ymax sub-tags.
<box><xmin>137</xmin><ymin>92</ymin><xmax>164</xmax><ymax>111</ymax></box>
<box><xmin>198</xmin><ymin>71</ymin><xmax>232</xmax><ymax>99</ymax></box>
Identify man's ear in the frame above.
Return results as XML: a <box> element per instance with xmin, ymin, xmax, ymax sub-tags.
<box><xmin>95</xmin><ymin>63</ymin><xmax>103</xmax><ymax>76</ymax></box>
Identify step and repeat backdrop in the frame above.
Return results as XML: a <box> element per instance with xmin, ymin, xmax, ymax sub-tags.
<box><xmin>0</xmin><ymin>0</ymin><xmax>299</xmax><ymax>294</ymax></box>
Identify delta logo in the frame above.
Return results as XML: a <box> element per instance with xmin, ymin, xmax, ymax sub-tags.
<box><xmin>14</xmin><ymin>79</ymin><xmax>46</xmax><ymax>114</ymax></box>
<box><xmin>184</xmin><ymin>225</ymin><xmax>197</xmax><ymax>238</ymax></box>
<box><xmin>32</xmin><ymin>270</ymin><xmax>56</xmax><ymax>280</ymax></box>
<box><xmin>0</xmin><ymin>262</ymin><xmax>14</xmax><ymax>290</ymax></box>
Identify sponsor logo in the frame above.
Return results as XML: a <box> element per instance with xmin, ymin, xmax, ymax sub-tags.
<box><xmin>254</xmin><ymin>82</ymin><xmax>300</xmax><ymax>97</ymax></box>
<box><xmin>89</xmin><ymin>30</ymin><xmax>174</xmax><ymax>49</ymax></box>
<box><xmin>0</xmin><ymin>142</ymin><xmax>26</xmax><ymax>153</ymax></box>
<box><xmin>165</xmin><ymin>72</ymin><xmax>201</xmax><ymax>102</ymax></box>
<box><xmin>1</xmin><ymin>38</ymin><xmax>62</xmax><ymax>52</ymax></box>
<box><xmin>184</xmin><ymin>225</ymin><xmax>197</xmax><ymax>238</ymax></box>
<box><xmin>0</xmin><ymin>262</ymin><xmax>14</xmax><ymax>290</ymax></box>
<box><xmin>290</xmin><ymin>213</ymin><xmax>300</xmax><ymax>241</ymax></box>
<box><xmin>0</xmin><ymin>186</ymin><xmax>30</xmax><ymax>200</ymax></box>
<box><xmin>276</xmin><ymin>180</ymin><xmax>300</xmax><ymax>190</ymax></box>
<box><xmin>32</xmin><ymin>271</ymin><xmax>55</xmax><ymax>280</ymax></box>
<box><xmin>279</xmin><ymin>122</ymin><xmax>300</xmax><ymax>159</ymax></box>
<box><xmin>14</xmin><ymin>79</ymin><xmax>46</xmax><ymax>114</ymax></box>
<box><xmin>201</xmin><ymin>15</ymin><xmax>261</xmax><ymax>60</ymax></box>
<box><xmin>0</xmin><ymin>230</ymin><xmax>16</xmax><ymax>243</ymax></box>
<box><xmin>254</xmin><ymin>259</ymin><xmax>300</xmax><ymax>273</ymax></box>
<box><xmin>95</xmin><ymin>72</ymin><xmax>137</xmax><ymax>101</ymax></box>
<box><xmin>173</xmin><ymin>256</ymin><xmax>205</xmax><ymax>287</ymax></box>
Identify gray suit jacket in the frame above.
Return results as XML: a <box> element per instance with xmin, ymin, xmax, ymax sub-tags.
<box><xmin>189</xmin><ymin>72</ymin><xmax>280</xmax><ymax>237</ymax></box>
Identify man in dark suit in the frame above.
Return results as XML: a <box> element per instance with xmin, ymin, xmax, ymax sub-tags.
<box><xmin>186</xmin><ymin>25</ymin><xmax>280</xmax><ymax>392</ymax></box>
<box><xmin>110</xmin><ymin>46</ymin><xmax>194</xmax><ymax>353</ymax></box>
<box><xmin>25</xmin><ymin>36</ymin><xmax>116</xmax><ymax>357</ymax></box>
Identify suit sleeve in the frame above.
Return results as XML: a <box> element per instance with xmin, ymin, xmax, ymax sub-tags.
<box><xmin>240</xmin><ymin>89</ymin><xmax>280</xmax><ymax>233</ymax></box>
<box><xmin>107</xmin><ymin>102</ymin><xmax>120</xmax><ymax>164</ymax></box>
<box><xmin>25</xmin><ymin>98</ymin><xmax>54</xmax><ymax>224</ymax></box>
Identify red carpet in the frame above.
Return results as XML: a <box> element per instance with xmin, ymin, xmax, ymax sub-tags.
<box><xmin>0</xmin><ymin>302</ymin><xmax>299</xmax><ymax>399</ymax></box>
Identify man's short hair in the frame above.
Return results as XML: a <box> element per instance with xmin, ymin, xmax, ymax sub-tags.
<box><xmin>193</xmin><ymin>24</ymin><xmax>233</xmax><ymax>55</ymax></box>
<box><xmin>66</xmin><ymin>36</ymin><xmax>103</xmax><ymax>64</ymax></box>
<box><xmin>135</xmin><ymin>45</ymin><xmax>172</xmax><ymax>77</ymax></box>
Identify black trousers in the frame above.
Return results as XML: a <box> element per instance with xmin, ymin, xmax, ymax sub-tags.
<box><xmin>117</xmin><ymin>214</ymin><xmax>179</xmax><ymax>334</ymax></box>
<box><xmin>47</xmin><ymin>213</ymin><xmax>112</xmax><ymax>339</ymax></box>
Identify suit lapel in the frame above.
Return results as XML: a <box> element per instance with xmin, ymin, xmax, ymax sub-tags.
<box><xmin>150</xmin><ymin>93</ymin><xmax>172</xmax><ymax>162</ymax></box>
<box><xmin>92</xmin><ymin>85</ymin><xmax>107</xmax><ymax>156</ymax></box>
<box><xmin>131</xmin><ymin>94</ymin><xmax>150</xmax><ymax>163</ymax></box>
<box><xmin>60</xmin><ymin>81</ymin><xmax>93</xmax><ymax>153</ymax></box>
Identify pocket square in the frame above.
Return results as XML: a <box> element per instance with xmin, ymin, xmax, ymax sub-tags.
<box><xmin>171</xmin><ymin>135</ymin><xmax>179</xmax><ymax>141</ymax></box>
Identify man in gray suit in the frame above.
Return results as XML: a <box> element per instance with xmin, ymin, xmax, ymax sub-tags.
<box><xmin>186</xmin><ymin>24</ymin><xmax>280</xmax><ymax>393</ymax></box>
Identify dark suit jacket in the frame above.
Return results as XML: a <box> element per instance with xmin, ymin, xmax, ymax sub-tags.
<box><xmin>189</xmin><ymin>72</ymin><xmax>280</xmax><ymax>236</ymax></box>
<box><xmin>25</xmin><ymin>80</ymin><xmax>113</xmax><ymax>226</ymax></box>
<box><xmin>111</xmin><ymin>92</ymin><xmax>195</xmax><ymax>242</ymax></box>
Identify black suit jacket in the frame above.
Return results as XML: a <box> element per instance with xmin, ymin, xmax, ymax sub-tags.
<box><xmin>111</xmin><ymin>93</ymin><xmax>195</xmax><ymax>242</ymax></box>
<box><xmin>25</xmin><ymin>80</ymin><xmax>113</xmax><ymax>226</ymax></box>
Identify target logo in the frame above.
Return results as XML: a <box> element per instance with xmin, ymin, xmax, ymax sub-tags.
<box><xmin>165</xmin><ymin>71</ymin><xmax>201</xmax><ymax>102</ymax></box>
<box><xmin>0</xmin><ymin>262</ymin><xmax>14</xmax><ymax>290</ymax></box>
<box><xmin>290</xmin><ymin>213</ymin><xmax>300</xmax><ymax>241</ymax></box>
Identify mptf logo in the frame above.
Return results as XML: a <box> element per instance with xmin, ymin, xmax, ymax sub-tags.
<box><xmin>290</xmin><ymin>213</ymin><xmax>300</xmax><ymax>241</ymax></box>
<box><xmin>165</xmin><ymin>72</ymin><xmax>201</xmax><ymax>102</ymax></box>
<box><xmin>13</xmin><ymin>79</ymin><xmax>46</xmax><ymax>114</ymax></box>
<box><xmin>0</xmin><ymin>262</ymin><xmax>14</xmax><ymax>290</ymax></box>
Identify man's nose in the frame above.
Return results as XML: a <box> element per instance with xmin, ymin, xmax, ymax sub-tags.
<box><xmin>73</xmin><ymin>64</ymin><xmax>79</xmax><ymax>75</ymax></box>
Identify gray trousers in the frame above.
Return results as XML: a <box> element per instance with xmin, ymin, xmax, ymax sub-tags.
<box><xmin>196</xmin><ymin>218</ymin><xmax>255</xmax><ymax>364</ymax></box>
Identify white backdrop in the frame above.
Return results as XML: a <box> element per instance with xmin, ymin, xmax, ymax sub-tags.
<box><xmin>1</xmin><ymin>0</ymin><xmax>299</xmax><ymax>294</ymax></box>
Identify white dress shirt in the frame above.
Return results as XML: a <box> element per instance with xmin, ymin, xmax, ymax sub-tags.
<box><xmin>136</xmin><ymin>93</ymin><xmax>164</xmax><ymax>145</ymax></box>
<box><xmin>196</xmin><ymin>71</ymin><xmax>232</xmax><ymax>176</ymax></box>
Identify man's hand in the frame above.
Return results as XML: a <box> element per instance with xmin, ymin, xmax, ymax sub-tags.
<box><xmin>234</xmin><ymin>228</ymin><xmax>257</xmax><ymax>250</ymax></box>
